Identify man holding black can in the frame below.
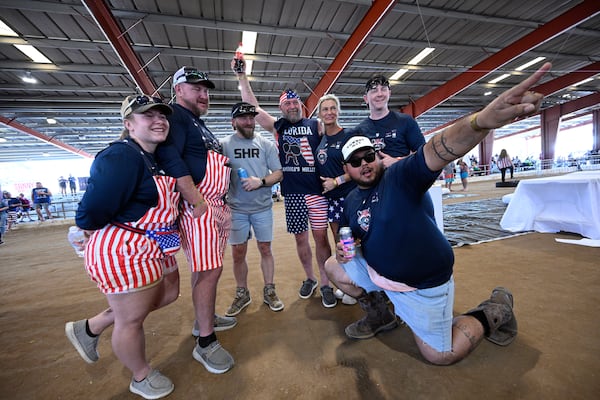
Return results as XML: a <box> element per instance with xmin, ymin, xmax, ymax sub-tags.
<box><xmin>221</xmin><ymin>102</ymin><xmax>284</xmax><ymax>316</ymax></box>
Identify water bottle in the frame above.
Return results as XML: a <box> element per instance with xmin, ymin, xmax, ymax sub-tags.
<box><xmin>67</xmin><ymin>226</ymin><xmax>85</xmax><ymax>257</ymax></box>
<box><xmin>339</xmin><ymin>227</ymin><xmax>355</xmax><ymax>259</ymax></box>
<box><xmin>237</xmin><ymin>167</ymin><xmax>249</xmax><ymax>179</ymax></box>
<box><xmin>233</xmin><ymin>42</ymin><xmax>245</xmax><ymax>73</ymax></box>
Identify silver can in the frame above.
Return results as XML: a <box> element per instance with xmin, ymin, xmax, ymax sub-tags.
<box><xmin>339</xmin><ymin>227</ymin><xmax>355</xmax><ymax>259</ymax></box>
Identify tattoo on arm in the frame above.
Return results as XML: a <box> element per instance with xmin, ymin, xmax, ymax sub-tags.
<box><xmin>431</xmin><ymin>133</ymin><xmax>461</xmax><ymax>162</ymax></box>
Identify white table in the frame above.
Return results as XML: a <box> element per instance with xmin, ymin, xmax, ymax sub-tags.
<box><xmin>500</xmin><ymin>171</ymin><xmax>600</xmax><ymax>239</ymax></box>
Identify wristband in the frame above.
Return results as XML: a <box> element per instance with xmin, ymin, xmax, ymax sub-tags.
<box><xmin>261</xmin><ymin>178</ymin><xmax>267</xmax><ymax>187</ymax></box>
<box><xmin>332</xmin><ymin>178</ymin><xmax>339</xmax><ymax>188</ymax></box>
<box><xmin>470</xmin><ymin>112</ymin><xmax>488</xmax><ymax>132</ymax></box>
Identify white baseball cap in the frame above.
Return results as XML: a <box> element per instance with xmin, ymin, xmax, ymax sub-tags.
<box><xmin>342</xmin><ymin>136</ymin><xmax>374</xmax><ymax>162</ymax></box>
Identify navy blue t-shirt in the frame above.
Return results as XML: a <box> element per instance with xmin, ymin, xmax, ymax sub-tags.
<box><xmin>353</xmin><ymin>111</ymin><xmax>425</xmax><ymax>157</ymax></box>
<box><xmin>157</xmin><ymin>104</ymin><xmax>221</xmax><ymax>184</ymax></box>
<box><xmin>315</xmin><ymin>128</ymin><xmax>357</xmax><ymax>199</ymax></box>
<box><xmin>76</xmin><ymin>140</ymin><xmax>160</xmax><ymax>230</ymax></box>
<box><xmin>273</xmin><ymin>117</ymin><xmax>321</xmax><ymax>196</ymax></box>
<box><xmin>340</xmin><ymin>146</ymin><xmax>453</xmax><ymax>289</ymax></box>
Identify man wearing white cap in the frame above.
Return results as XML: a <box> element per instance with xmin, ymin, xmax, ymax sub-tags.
<box><xmin>231</xmin><ymin>59</ymin><xmax>337</xmax><ymax>308</ymax></box>
<box><xmin>157</xmin><ymin>66</ymin><xmax>235</xmax><ymax>374</ymax></box>
<box><xmin>325</xmin><ymin>63</ymin><xmax>551</xmax><ymax>365</ymax></box>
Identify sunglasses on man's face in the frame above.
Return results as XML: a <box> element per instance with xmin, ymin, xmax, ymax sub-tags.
<box><xmin>347</xmin><ymin>150</ymin><xmax>377</xmax><ymax>168</ymax></box>
<box><xmin>181</xmin><ymin>69</ymin><xmax>209</xmax><ymax>81</ymax></box>
<box><xmin>366</xmin><ymin>79</ymin><xmax>390</xmax><ymax>93</ymax></box>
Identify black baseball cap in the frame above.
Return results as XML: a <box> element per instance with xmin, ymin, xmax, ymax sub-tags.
<box><xmin>231</xmin><ymin>102</ymin><xmax>259</xmax><ymax>118</ymax></box>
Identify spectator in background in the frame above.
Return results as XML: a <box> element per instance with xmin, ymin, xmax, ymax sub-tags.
<box><xmin>457</xmin><ymin>159</ymin><xmax>470</xmax><ymax>191</ymax></box>
<box><xmin>58</xmin><ymin>176</ymin><xmax>67</xmax><ymax>196</ymax></box>
<box><xmin>18</xmin><ymin>193</ymin><xmax>33</xmax><ymax>222</ymax></box>
<box><xmin>0</xmin><ymin>192</ymin><xmax>9</xmax><ymax>244</ymax></box>
<box><xmin>442</xmin><ymin>161</ymin><xmax>456</xmax><ymax>191</ymax></box>
<box><xmin>497</xmin><ymin>149</ymin><xmax>514</xmax><ymax>183</ymax></box>
<box><xmin>31</xmin><ymin>182</ymin><xmax>52</xmax><ymax>221</ymax></box>
<box><xmin>5</xmin><ymin>191</ymin><xmax>20</xmax><ymax>230</ymax></box>
<box><xmin>68</xmin><ymin>174</ymin><xmax>77</xmax><ymax>195</ymax></box>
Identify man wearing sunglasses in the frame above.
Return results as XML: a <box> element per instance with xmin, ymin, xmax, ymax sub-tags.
<box><xmin>156</xmin><ymin>66</ymin><xmax>235</xmax><ymax>375</ymax></box>
<box><xmin>353</xmin><ymin>75</ymin><xmax>425</xmax><ymax>168</ymax></box>
<box><xmin>231</xmin><ymin>58</ymin><xmax>336</xmax><ymax>308</ymax></box>
<box><xmin>221</xmin><ymin>102</ymin><xmax>284</xmax><ymax>316</ymax></box>
<box><xmin>325</xmin><ymin>63</ymin><xmax>551</xmax><ymax>365</ymax></box>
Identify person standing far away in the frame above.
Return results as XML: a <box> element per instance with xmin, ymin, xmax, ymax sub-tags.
<box><xmin>68</xmin><ymin>174</ymin><xmax>77</xmax><ymax>195</ymax></box>
<box><xmin>65</xmin><ymin>94</ymin><xmax>180</xmax><ymax>399</ymax></box>
<box><xmin>221</xmin><ymin>102</ymin><xmax>284</xmax><ymax>316</ymax></box>
<box><xmin>324</xmin><ymin>62</ymin><xmax>552</xmax><ymax>365</ymax></box>
<box><xmin>58</xmin><ymin>176</ymin><xmax>67</xmax><ymax>196</ymax></box>
<box><xmin>457</xmin><ymin>159</ymin><xmax>470</xmax><ymax>191</ymax></box>
<box><xmin>354</xmin><ymin>75</ymin><xmax>425</xmax><ymax>167</ymax></box>
<box><xmin>497</xmin><ymin>149</ymin><xmax>515</xmax><ymax>183</ymax></box>
<box><xmin>31</xmin><ymin>182</ymin><xmax>52</xmax><ymax>221</ymax></box>
<box><xmin>231</xmin><ymin>55</ymin><xmax>336</xmax><ymax>308</ymax></box>
<box><xmin>156</xmin><ymin>66</ymin><xmax>236</xmax><ymax>375</ymax></box>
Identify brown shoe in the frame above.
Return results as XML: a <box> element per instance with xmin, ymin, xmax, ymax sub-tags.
<box><xmin>345</xmin><ymin>291</ymin><xmax>399</xmax><ymax>339</ymax></box>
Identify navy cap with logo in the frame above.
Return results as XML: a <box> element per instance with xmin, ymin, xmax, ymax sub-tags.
<box><xmin>365</xmin><ymin>75</ymin><xmax>390</xmax><ymax>93</ymax></box>
<box><xmin>172</xmin><ymin>66</ymin><xmax>215</xmax><ymax>88</ymax></box>
<box><xmin>231</xmin><ymin>102</ymin><xmax>259</xmax><ymax>118</ymax></box>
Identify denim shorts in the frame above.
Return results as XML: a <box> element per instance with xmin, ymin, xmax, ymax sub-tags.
<box><xmin>229</xmin><ymin>209</ymin><xmax>273</xmax><ymax>245</ymax></box>
<box><xmin>341</xmin><ymin>251</ymin><xmax>454</xmax><ymax>352</ymax></box>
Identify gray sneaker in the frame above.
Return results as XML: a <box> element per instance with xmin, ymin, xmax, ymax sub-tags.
<box><xmin>263</xmin><ymin>284</ymin><xmax>284</xmax><ymax>312</ymax></box>
<box><xmin>192</xmin><ymin>341</ymin><xmax>234</xmax><ymax>374</ymax></box>
<box><xmin>129</xmin><ymin>369</ymin><xmax>174</xmax><ymax>399</ymax></box>
<box><xmin>191</xmin><ymin>314</ymin><xmax>237</xmax><ymax>337</ymax></box>
<box><xmin>299</xmin><ymin>278</ymin><xmax>318</xmax><ymax>299</ymax></box>
<box><xmin>65</xmin><ymin>320</ymin><xmax>99</xmax><ymax>364</ymax></box>
<box><xmin>226</xmin><ymin>287</ymin><xmax>252</xmax><ymax>316</ymax></box>
<box><xmin>320</xmin><ymin>286</ymin><xmax>337</xmax><ymax>308</ymax></box>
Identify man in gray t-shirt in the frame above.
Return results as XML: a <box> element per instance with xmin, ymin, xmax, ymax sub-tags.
<box><xmin>221</xmin><ymin>102</ymin><xmax>284</xmax><ymax>316</ymax></box>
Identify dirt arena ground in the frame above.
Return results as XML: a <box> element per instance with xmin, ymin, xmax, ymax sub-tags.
<box><xmin>0</xmin><ymin>178</ymin><xmax>598</xmax><ymax>400</ymax></box>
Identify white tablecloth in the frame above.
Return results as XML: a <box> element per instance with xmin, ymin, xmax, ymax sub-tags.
<box><xmin>500</xmin><ymin>171</ymin><xmax>600</xmax><ymax>239</ymax></box>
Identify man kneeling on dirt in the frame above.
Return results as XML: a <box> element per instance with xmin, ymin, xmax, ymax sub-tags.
<box><xmin>324</xmin><ymin>63</ymin><xmax>551</xmax><ymax>365</ymax></box>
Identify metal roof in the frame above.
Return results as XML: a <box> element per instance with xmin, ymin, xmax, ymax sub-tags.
<box><xmin>0</xmin><ymin>0</ymin><xmax>599</xmax><ymax>162</ymax></box>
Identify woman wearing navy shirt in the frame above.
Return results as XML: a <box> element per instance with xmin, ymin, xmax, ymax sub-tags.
<box><xmin>65</xmin><ymin>95</ymin><xmax>180</xmax><ymax>399</ymax></box>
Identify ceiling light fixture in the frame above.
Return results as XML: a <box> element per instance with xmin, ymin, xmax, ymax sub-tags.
<box><xmin>484</xmin><ymin>91</ymin><xmax>493</xmax><ymax>96</ymax></box>
<box><xmin>0</xmin><ymin>137</ymin><xmax>7</xmax><ymax>143</ymax></box>
<box><xmin>488</xmin><ymin>73</ymin><xmax>511</xmax><ymax>84</ymax></box>
<box><xmin>390</xmin><ymin>47</ymin><xmax>435</xmax><ymax>81</ymax></box>
<box><xmin>46</xmin><ymin>117</ymin><xmax>57</xmax><ymax>124</ymax></box>
<box><xmin>515</xmin><ymin>57</ymin><xmax>546</xmax><ymax>71</ymax></box>
<box><xmin>0</xmin><ymin>19</ymin><xmax>18</xmax><ymax>36</ymax></box>
<box><xmin>240</xmin><ymin>31</ymin><xmax>257</xmax><ymax>76</ymax></box>
<box><xmin>21</xmin><ymin>72</ymin><xmax>37</xmax><ymax>84</ymax></box>
<box><xmin>572</xmin><ymin>77</ymin><xmax>594</xmax><ymax>87</ymax></box>
<box><xmin>14</xmin><ymin>44</ymin><xmax>52</xmax><ymax>64</ymax></box>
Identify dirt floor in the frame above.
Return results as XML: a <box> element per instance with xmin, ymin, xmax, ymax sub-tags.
<box><xmin>0</xmin><ymin>177</ymin><xmax>599</xmax><ymax>400</ymax></box>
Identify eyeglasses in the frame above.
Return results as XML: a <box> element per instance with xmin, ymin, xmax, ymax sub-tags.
<box><xmin>232</xmin><ymin>104</ymin><xmax>256</xmax><ymax>116</ymax></box>
<box><xmin>347</xmin><ymin>150</ymin><xmax>377</xmax><ymax>168</ymax></box>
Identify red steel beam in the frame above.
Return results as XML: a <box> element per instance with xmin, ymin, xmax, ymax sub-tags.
<box><xmin>82</xmin><ymin>0</ymin><xmax>157</xmax><ymax>95</ymax></box>
<box><xmin>304</xmin><ymin>0</ymin><xmax>397</xmax><ymax>116</ymax></box>
<box><xmin>0</xmin><ymin>116</ymin><xmax>93</xmax><ymax>158</ymax></box>
<box><xmin>533</xmin><ymin>61</ymin><xmax>600</xmax><ymax>96</ymax></box>
<box><xmin>401</xmin><ymin>0</ymin><xmax>600</xmax><ymax>118</ymax></box>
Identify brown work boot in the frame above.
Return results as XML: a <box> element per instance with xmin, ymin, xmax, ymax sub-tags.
<box><xmin>465</xmin><ymin>287</ymin><xmax>517</xmax><ymax>346</ymax></box>
<box><xmin>345</xmin><ymin>291</ymin><xmax>399</xmax><ymax>339</ymax></box>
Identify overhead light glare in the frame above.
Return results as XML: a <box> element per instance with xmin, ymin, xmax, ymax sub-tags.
<box><xmin>390</xmin><ymin>47</ymin><xmax>434</xmax><ymax>81</ymax></box>
<box><xmin>239</xmin><ymin>31</ymin><xmax>257</xmax><ymax>76</ymax></box>
<box><xmin>515</xmin><ymin>57</ymin><xmax>546</xmax><ymax>71</ymax></box>
<box><xmin>484</xmin><ymin>91</ymin><xmax>493</xmax><ymax>96</ymax></box>
<box><xmin>0</xmin><ymin>20</ymin><xmax>18</xmax><ymax>36</ymax></box>
<box><xmin>0</xmin><ymin>137</ymin><xmax>7</xmax><ymax>143</ymax></box>
<box><xmin>46</xmin><ymin>118</ymin><xmax>57</xmax><ymax>124</ymax></box>
<box><xmin>42</xmin><ymin>152</ymin><xmax>50</xmax><ymax>157</ymax></box>
<box><xmin>572</xmin><ymin>77</ymin><xmax>593</xmax><ymax>87</ymax></box>
<box><xmin>14</xmin><ymin>44</ymin><xmax>52</xmax><ymax>63</ymax></box>
<box><xmin>21</xmin><ymin>74</ymin><xmax>38</xmax><ymax>84</ymax></box>
<box><xmin>488</xmin><ymin>73</ymin><xmax>511</xmax><ymax>84</ymax></box>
